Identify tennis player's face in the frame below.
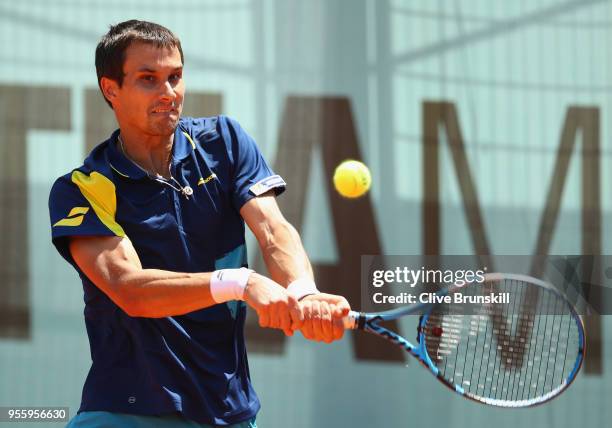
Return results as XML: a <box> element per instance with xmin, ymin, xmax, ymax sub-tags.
<box><xmin>113</xmin><ymin>42</ymin><xmax>184</xmax><ymax>136</ymax></box>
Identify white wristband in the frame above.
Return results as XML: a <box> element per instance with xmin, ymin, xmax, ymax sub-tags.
<box><xmin>287</xmin><ymin>278</ymin><xmax>319</xmax><ymax>300</ymax></box>
<box><xmin>210</xmin><ymin>268</ymin><xmax>253</xmax><ymax>303</ymax></box>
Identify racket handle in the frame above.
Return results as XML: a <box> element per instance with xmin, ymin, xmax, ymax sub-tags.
<box><xmin>342</xmin><ymin>310</ymin><xmax>360</xmax><ymax>330</ymax></box>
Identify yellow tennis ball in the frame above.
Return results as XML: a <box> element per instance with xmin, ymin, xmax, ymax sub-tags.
<box><xmin>333</xmin><ymin>160</ymin><xmax>372</xmax><ymax>198</ymax></box>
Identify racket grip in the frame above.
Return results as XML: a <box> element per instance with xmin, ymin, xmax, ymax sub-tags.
<box><xmin>342</xmin><ymin>310</ymin><xmax>360</xmax><ymax>330</ymax></box>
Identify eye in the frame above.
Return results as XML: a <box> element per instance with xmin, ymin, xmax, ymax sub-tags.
<box><xmin>169</xmin><ymin>73</ymin><xmax>182</xmax><ymax>83</ymax></box>
<box><xmin>140</xmin><ymin>75</ymin><xmax>155</xmax><ymax>82</ymax></box>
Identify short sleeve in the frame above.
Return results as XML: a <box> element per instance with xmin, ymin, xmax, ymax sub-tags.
<box><xmin>221</xmin><ymin>116</ymin><xmax>286</xmax><ymax>210</ymax></box>
<box><xmin>49</xmin><ymin>173</ymin><xmax>123</xmax><ymax>264</ymax></box>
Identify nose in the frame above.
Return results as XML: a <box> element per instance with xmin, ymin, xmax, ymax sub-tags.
<box><xmin>159</xmin><ymin>81</ymin><xmax>177</xmax><ymax>102</ymax></box>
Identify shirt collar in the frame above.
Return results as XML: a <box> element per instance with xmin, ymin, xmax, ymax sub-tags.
<box><xmin>107</xmin><ymin>124</ymin><xmax>196</xmax><ymax>179</ymax></box>
<box><xmin>173</xmin><ymin>123</ymin><xmax>197</xmax><ymax>162</ymax></box>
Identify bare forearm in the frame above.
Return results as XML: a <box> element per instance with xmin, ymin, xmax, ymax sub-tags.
<box><xmin>240</xmin><ymin>193</ymin><xmax>314</xmax><ymax>288</ymax></box>
<box><xmin>122</xmin><ymin>267</ymin><xmax>304</xmax><ymax>336</ymax></box>
<box><xmin>241</xmin><ymin>195</ymin><xmax>351</xmax><ymax>342</ymax></box>
<box><xmin>114</xmin><ymin>269</ymin><xmax>215</xmax><ymax>318</ymax></box>
<box><xmin>69</xmin><ymin>235</ymin><xmax>302</xmax><ymax>332</ymax></box>
<box><xmin>69</xmin><ymin>236</ymin><xmax>220</xmax><ymax>318</ymax></box>
<box><xmin>259</xmin><ymin>219</ymin><xmax>314</xmax><ymax>287</ymax></box>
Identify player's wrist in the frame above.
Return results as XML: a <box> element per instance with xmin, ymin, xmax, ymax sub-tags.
<box><xmin>210</xmin><ymin>268</ymin><xmax>253</xmax><ymax>303</ymax></box>
<box><xmin>287</xmin><ymin>277</ymin><xmax>319</xmax><ymax>301</ymax></box>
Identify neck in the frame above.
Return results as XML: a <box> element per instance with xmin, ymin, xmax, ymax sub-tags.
<box><xmin>118</xmin><ymin>130</ymin><xmax>174</xmax><ymax>179</ymax></box>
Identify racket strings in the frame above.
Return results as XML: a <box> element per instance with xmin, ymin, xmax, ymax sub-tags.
<box><xmin>423</xmin><ymin>278</ymin><xmax>582</xmax><ymax>405</ymax></box>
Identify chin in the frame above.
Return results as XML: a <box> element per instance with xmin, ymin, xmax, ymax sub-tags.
<box><xmin>150</xmin><ymin>118</ymin><xmax>180</xmax><ymax>136</ymax></box>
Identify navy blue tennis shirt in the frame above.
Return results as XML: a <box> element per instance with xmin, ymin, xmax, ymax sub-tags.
<box><xmin>48</xmin><ymin>116</ymin><xmax>286</xmax><ymax>425</ymax></box>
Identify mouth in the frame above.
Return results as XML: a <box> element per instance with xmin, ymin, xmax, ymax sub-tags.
<box><xmin>151</xmin><ymin>106</ymin><xmax>178</xmax><ymax>115</ymax></box>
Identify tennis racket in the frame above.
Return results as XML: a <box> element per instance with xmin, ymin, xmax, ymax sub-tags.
<box><xmin>343</xmin><ymin>273</ymin><xmax>585</xmax><ymax>407</ymax></box>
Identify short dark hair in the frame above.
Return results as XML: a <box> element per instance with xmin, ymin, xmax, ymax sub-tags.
<box><xmin>95</xmin><ymin>20</ymin><xmax>184</xmax><ymax>108</ymax></box>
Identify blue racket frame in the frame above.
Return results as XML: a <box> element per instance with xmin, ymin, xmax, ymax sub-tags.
<box><xmin>344</xmin><ymin>273</ymin><xmax>586</xmax><ymax>407</ymax></box>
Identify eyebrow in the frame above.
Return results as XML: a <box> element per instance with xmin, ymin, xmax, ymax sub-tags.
<box><xmin>136</xmin><ymin>66</ymin><xmax>183</xmax><ymax>73</ymax></box>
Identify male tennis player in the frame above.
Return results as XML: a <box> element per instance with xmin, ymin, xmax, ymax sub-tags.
<box><xmin>49</xmin><ymin>20</ymin><xmax>349</xmax><ymax>427</ymax></box>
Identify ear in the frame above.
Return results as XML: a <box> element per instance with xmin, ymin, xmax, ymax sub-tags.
<box><xmin>100</xmin><ymin>77</ymin><xmax>120</xmax><ymax>105</ymax></box>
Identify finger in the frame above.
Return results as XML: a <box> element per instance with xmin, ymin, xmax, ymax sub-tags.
<box><xmin>332</xmin><ymin>299</ymin><xmax>351</xmax><ymax>318</ymax></box>
<box><xmin>287</xmin><ymin>294</ymin><xmax>300</xmax><ymax>313</ymax></box>
<box><xmin>290</xmin><ymin>305</ymin><xmax>304</xmax><ymax>331</ymax></box>
<box><xmin>301</xmin><ymin>303</ymin><xmax>314</xmax><ymax>340</ymax></box>
<box><xmin>311</xmin><ymin>300</ymin><xmax>323</xmax><ymax>342</ymax></box>
<box><xmin>267</xmin><ymin>299</ymin><xmax>280</xmax><ymax>330</ymax></box>
<box><xmin>337</xmin><ymin>305</ymin><xmax>350</xmax><ymax>318</ymax></box>
<box><xmin>258</xmin><ymin>308</ymin><xmax>270</xmax><ymax>328</ymax></box>
<box><xmin>278</xmin><ymin>300</ymin><xmax>292</xmax><ymax>333</ymax></box>
<box><xmin>288</xmin><ymin>295</ymin><xmax>304</xmax><ymax>330</ymax></box>
<box><xmin>300</xmin><ymin>325</ymin><xmax>313</xmax><ymax>340</ymax></box>
<box><xmin>320</xmin><ymin>302</ymin><xmax>333</xmax><ymax>343</ymax></box>
<box><xmin>332</xmin><ymin>313</ymin><xmax>345</xmax><ymax>341</ymax></box>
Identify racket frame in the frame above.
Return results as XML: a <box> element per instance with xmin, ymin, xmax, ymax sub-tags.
<box><xmin>344</xmin><ymin>273</ymin><xmax>586</xmax><ymax>407</ymax></box>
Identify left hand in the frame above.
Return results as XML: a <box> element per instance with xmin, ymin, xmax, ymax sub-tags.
<box><xmin>298</xmin><ymin>293</ymin><xmax>350</xmax><ymax>343</ymax></box>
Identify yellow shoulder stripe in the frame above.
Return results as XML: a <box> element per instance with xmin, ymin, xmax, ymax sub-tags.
<box><xmin>71</xmin><ymin>171</ymin><xmax>126</xmax><ymax>237</ymax></box>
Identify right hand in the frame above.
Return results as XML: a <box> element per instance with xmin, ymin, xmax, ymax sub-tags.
<box><xmin>298</xmin><ymin>293</ymin><xmax>350</xmax><ymax>343</ymax></box>
<box><xmin>244</xmin><ymin>273</ymin><xmax>303</xmax><ymax>336</ymax></box>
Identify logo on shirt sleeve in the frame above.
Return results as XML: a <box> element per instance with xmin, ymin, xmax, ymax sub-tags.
<box><xmin>249</xmin><ymin>175</ymin><xmax>286</xmax><ymax>196</ymax></box>
<box><xmin>53</xmin><ymin>206</ymin><xmax>90</xmax><ymax>227</ymax></box>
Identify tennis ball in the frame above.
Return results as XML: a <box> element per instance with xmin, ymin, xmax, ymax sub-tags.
<box><xmin>333</xmin><ymin>160</ymin><xmax>372</xmax><ymax>198</ymax></box>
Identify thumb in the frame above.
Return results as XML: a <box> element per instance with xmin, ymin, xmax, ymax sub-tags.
<box><xmin>333</xmin><ymin>303</ymin><xmax>350</xmax><ymax>318</ymax></box>
<box><xmin>289</xmin><ymin>296</ymin><xmax>304</xmax><ymax>329</ymax></box>
<box><xmin>287</xmin><ymin>294</ymin><xmax>299</xmax><ymax>309</ymax></box>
